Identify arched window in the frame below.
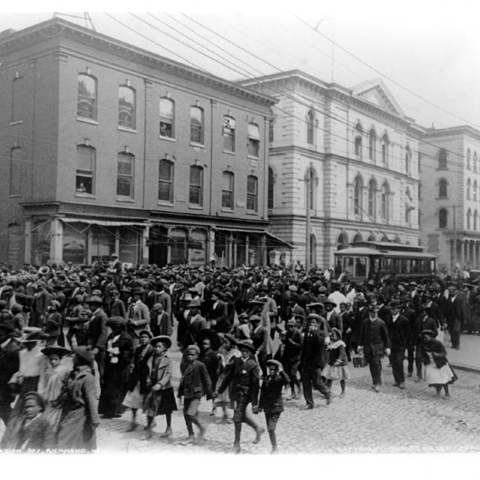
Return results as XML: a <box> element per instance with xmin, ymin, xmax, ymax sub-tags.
<box><xmin>118</xmin><ymin>85</ymin><xmax>136</xmax><ymax>129</ymax></box>
<box><xmin>190</xmin><ymin>106</ymin><xmax>204</xmax><ymax>145</ymax></box>
<box><xmin>439</xmin><ymin>148</ymin><xmax>447</xmax><ymax>170</ymax></box>
<box><xmin>268</xmin><ymin>167</ymin><xmax>274</xmax><ymax>210</ymax></box>
<box><xmin>368</xmin><ymin>179</ymin><xmax>376</xmax><ymax>218</ymax></box>
<box><xmin>10</xmin><ymin>147</ymin><xmax>22</xmax><ymax>196</ymax></box>
<box><xmin>159</xmin><ymin>97</ymin><xmax>175</xmax><ymax>139</ymax></box>
<box><xmin>78</xmin><ymin>73</ymin><xmax>97</xmax><ymax>120</ymax></box>
<box><xmin>117</xmin><ymin>152</ymin><xmax>135</xmax><ymax>198</ymax></box>
<box><xmin>467</xmin><ymin>178</ymin><xmax>472</xmax><ymax>200</ymax></box>
<box><xmin>405</xmin><ymin>144</ymin><xmax>412</xmax><ymax>176</ymax></box>
<box><xmin>337</xmin><ymin>232</ymin><xmax>348</xmax><ymax>250</ymax></box>
<box><xmin>467</xmin><ymin>148</ymin><xmax>471</xmax><ymax>170</ymax></box>
<box><xmin>439</xmin><ymin>178</ymin><xmax>448</xmax><ymax>198</ymax></box>
<box><xmin>353</xmin><ymin>232</ymin><xmax>363</xmax><ymax>243</ymax></box>
<box><xmin>247</xmin><ymin>175</ymin><xmax>258</xmax><ymax>212</ymax></box>
<box><xmin>467</xmin><ymin>209</ymin><xmax>472</xmax><ymax>230</ymax></box>
<box><xmin>474</xmin><ymin>181</ymin><xmax>478</xmax><ymax>202</ymax></box>
<box><xmin>381</xmin><ymin>234</ymin><xmax>389</xmax><ymax>242</ymax></box>
<box><xmin>11</xmin><ymin>75</ymin><xmax>24</xmax><ymax>123</ymax></box>
<box><xmin>76</xmin><ymin>145</ymin><xmax>95</xmax><ymax>195</ymax></box>
<box><xmin>439</xmin><ymin>208</ymin><xmax>448</xmax><ymax>228</ymax></box>
<box><xmin>189</xmin><ymin>166</ymin><xmax>204</xmax><ymax>206</ymax></box>
<box><xmin>354</xmin><ymin>176</ymin><xmax>362</xmax><ymax>215</ymax></box>
<box><xmin>248</xmin><ymin>123</ymin><xmax>260</xmax><ymax>157</ymax></box>
<box><xmin>354</xmin><ymin>123</ymin><xmax>362</xmax><ymax>158</ymax></box>
<box><xmin>475</xmin><ymin>152</ymin><xmax>478</xmax><ymax>173</ymax></box>
<box><xmin>381</xmin><ymin>182</ymin><xmax>390</xmax><ymax>220</ymax></box>
<box><xmin>369</xmin><ymin>128</ymin><xmax>376</xmax><ymax>161</ymax></box>
<box><xmin>367</xmin><ymin>233</ymin><xmax>376</xmax><ymax>242</ymax></box>
<box><xmin>381</xmin><ymin>133</ymin><xmax>389</xmax><ymax>167</ymax></box>
<box><xmin>158</xmin><ymin>159</ymin><xmax>174</xmax><ymax>203</ymax></box>
<box><xmin>223</xmin><ymin>115</ymin><xmax>236</xmax><ymax>152</ymax></box>
<box><xmin>221</xmin><ymin>171</ymin><xmax>235</xmax><ymax>209</ymax></box>
<box><xmin>307</xmin><ymin>109</ymin><xmax>315</xmax><ymax>145</ymax></box>
<box><xmin>475</xmin><ymin>210</ymin><xmax>478</xmax><ymax>231</ymax></box>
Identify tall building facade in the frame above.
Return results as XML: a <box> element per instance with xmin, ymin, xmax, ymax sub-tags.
<box><xmin>419</xmin><ymin>126</ymin><xmax>480</xmax><ymax>270</ymax></box>
<box><xmin>241</xmin><ymin>71</ymin><xmax>423</xmax><ymax>267</ymax></box>
<box><xmin>0</xmin><ymin>18</ymin><xmax>288</xmax><ymax>268</ymax></box>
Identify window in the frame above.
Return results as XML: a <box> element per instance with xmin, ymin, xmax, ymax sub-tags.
<box><xmin>405</xmin><ymin>144</ymin><xmax>412</xmax><ymax>175</ymax></box>
<box><xmin>369</xmin><ymin>129</ymin><xmax>376</xmax><ymax>161</ymax></box>
<box><xmin>381</xmin><ymin>182</ymin><xmax>390</xmax><ymax>220</ymax></box>
<box><xmin>354</xmin><ymin>176</ymin><xmax>362</xmax><ymax>215</ymax></box>
<box><xmin>119</xmin><ymin>86</ymin><xmax>136</xmax><ymax>129</ymax></box>
<box><xmin>439</xmin><ymin>178</ymin><xmax>448</xmax><ymax>198</ymax></box>
<box><xmin>475</xmin><ymin>152</ymin><xmax>478</xmax><ymax>173</ymax></box>
<box><xmin>11</xmin><ymin>76</ymin><xmax>24</xmax><ymax>123</ymax></box>
<box><xmin>269</xmin><ymin>117</ymin><xmax>275</xmax><ymax>143</ymax></box>
<box><xmin>158</xmin><ymin>159</ymin><xmax>174</xmax><ymax>203</ymax></box>
<box><xmin>368</xmin><ymin>179</ymin><xmax>376</xmax><ymax>218</ymax></box>
<box><xmin>405</xmin><ymin>203</ymin><xmax>412</xmax><ymax>225</ymax></box>
<box><xmin>381</xmin><ymin>134</ymin><xmax>389</xmax><ymax>167</ymax></box>
<box><xmin>467</xmin><ymin>178</ymin><xmax>472</xmax><ymax>200</ymax></box>
<box><xmin>439</xmin><ymin>148</ymin><xmax>447</xmax><ymax>170</ymax></box>
<box><xmin>190</xmin><ymin>106</ymin><xmax>204</xmax><ymax>144</ymax></box>
<box><xmin>76</xmin><ymin>145</ymin><xmax>95</xmax><ymax>195</ymax></box>
<box><xmin>77</xmin><ymin>74</ymin><xmax>97</xmax><ymax>120</ymax></box>
<box><xmin>117</xmin><ymin>153</ymin><xmax>134</xmax><ymax>198</ymax></box>
<box><xmin>223</xmin><ymin>116</ymin><xmax>236</xmax><ymax>152</ymax></box>
<box><xmin>475</xmin><ymin>210</ymin><xmax>478</xmax><ymax>231</ymax></box>
<box><xmin>248</xmin><ymin>123</ymin><xmax>260</xmax><ymax>158</ymax></box>
<box><xmin>307</xmin><ymin>109</ymin><xmax>315</xmax><ymax>145</ymax></box>
<box><xmin>354</xmin><ymin>123</ymin><xmax>362</xmax><ymax>159</ymax></box>
<box><xmin>467</xmin><ymin>209</ymin><xmax>472</xmax><ymax>230</ymax></box>
<box><xmin>439</xmin><ymin>208</ymin><xmax>447</xmax><ymax>228</ymax></box>
<box><xmin>467</xmin><ymin>149</ymin><xmax>471</xmax><ymax>170</ymax></box>
<box><xmin>222</xmin><ymin>171</ymin><xmax>234</xmax><ymax>209</ymax></box>
<box><xmin>189</xmin><ymin>166</ymin><xmax>203</xmax><ymax>206</ymax></box>
<box><xmin>308</xmin><ymin>168</ymin><xmax>316</xmax><ymax>210</ymax></box>
<box><xmin>268</xmin><ymin>167</ymin><xmax>274</xmax><ymax>210</ymax></box>
<box><xmin>474</xmin><ymin>181</ymin><xmax>478</xmax><ymax>202</ymax></box>
<box><xmin>159</xmin><ymin>97</ymin><xmax>174</xmax><ymax>139</ymax></box>
<box><xmin>10</xmin><ymin>147</ymin><xmax>22</xmax><ymax>196</ymax></box>
<box><xmin>247</xmin><ymin>175</ymin><xmax>258</xmax><ymax>212</ymax></box>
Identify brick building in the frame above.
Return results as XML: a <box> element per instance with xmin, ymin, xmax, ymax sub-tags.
<box><xmin>0</xmin><ymin>18</ymin><xmax>289</xmax><ymax>268</ymax></box>
<box><xmin>241</xmin><ymin>71</ymin><xmax>423</xmax><ymax>267</ymax></box>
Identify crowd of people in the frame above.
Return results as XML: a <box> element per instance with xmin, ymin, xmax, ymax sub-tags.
<box><xmin>0</xmin><ymin>255</ymin><xmax>470</xmax><ymax>453</ymax></box>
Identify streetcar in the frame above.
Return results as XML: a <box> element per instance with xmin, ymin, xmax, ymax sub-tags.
<box><xmin>333</xmin><ymin>241</ymin><xmax>436</xmax><ymax>282</ymax></box>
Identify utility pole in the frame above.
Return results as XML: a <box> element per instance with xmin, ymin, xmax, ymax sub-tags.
<box><xmin>453</xmin><ymin>205</ymin><xmax>457</xmax><ymax>269</ymax></box>
<box><xmin>305</xmin><ymin>166</ymin><xmax>311</xmax><ymax>271</ymax></box>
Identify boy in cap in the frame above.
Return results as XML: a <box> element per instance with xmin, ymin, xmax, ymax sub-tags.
<box><xmin>178</xmin><ymin>344</ymin><xmax>213</xmax><ymax>445</ymax></box>
<box><xmin>256</xmin><ymin>359</ymin><xmax>289</xmax><ymax>454</ymax></box>
<box><xmin>214</xmin><ymin>340</ymin><xmax>264</xmax><ymax>454</ymax></box>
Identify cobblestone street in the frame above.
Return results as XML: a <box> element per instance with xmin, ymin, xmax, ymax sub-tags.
<box><xmin>94</xmin><ymin>352</ymin><xmax>480</xmax><ymax>455</ymax></box>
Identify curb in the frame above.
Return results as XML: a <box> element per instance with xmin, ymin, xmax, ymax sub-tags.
<box><xmin>449</xmin><ymin>363</ymin><xmax>480</xmax><ymax>374</ymax></box>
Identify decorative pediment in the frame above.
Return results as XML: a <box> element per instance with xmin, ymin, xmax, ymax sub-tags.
<box><xmin>352</xmin><ymin>79</ymin><xmax>405</xmax><ymax>118</ymax></box>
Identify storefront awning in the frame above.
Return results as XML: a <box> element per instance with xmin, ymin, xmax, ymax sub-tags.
<box><xmin>214</xmin><ymin>227</ymin><xmax>294</xmax><ymax>249</ymax></box>
<box><xmin>61</xmin><ymin>218</ymin><xmax>151</xmax><ymax>228</ymax></box>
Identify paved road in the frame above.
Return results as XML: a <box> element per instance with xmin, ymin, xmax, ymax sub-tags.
<box><xmin>94</xmin><ymin>352</ymin><xmax>480</xmax><ymax>455</ymax></box>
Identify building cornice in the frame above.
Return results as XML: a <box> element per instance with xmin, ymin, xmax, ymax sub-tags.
<box><xmin>423</xmin><ymin>125</ymin><xmax>480</xmax><ymax>143</ymax></box>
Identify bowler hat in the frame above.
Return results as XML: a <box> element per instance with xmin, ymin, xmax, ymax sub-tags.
<box><xmin>86</xmin><ymin>296</ymin><xmax>103</xmax><ymax>304</ymax></box>
<box><xmin>139</xmin><ymin>329</ymin><xmax>153</xmax><ymax>339</ymax></box>
<box><xmin>249</xmin><ymin>315</ymin><xmax>262</xmax><ymax>323</ymax></box>
<box><xmin>223</xmin><ymin>333</ymin><xmax>238</xmax><ymax>346</ymax></box>
<box><xmin>151</xmin><ymin>335</ymin><xmax>172</xmax><ymax>348</ymax></box>
<box><xmin>41</xmin><ymin>346</ymin><xmax>71</xmax><ymax>357</ymax></box>
<box><xmin>420</xmin><ymin>329</ymin><xmax>435</xmax><ymax>337</ymax></box>
<box><xmin>266</xmin><ymin>359</ymin><xmax>282</xmax><ymax>369</ymax></box>
<box><xmin>188</xmin><ymin>298</ymin><xmax>202</xmax><ymax>308</ymax></box>
<box><xmin>237</xmin><ymin>340</ymin><xmax>256</xmax><ymax>354</ymax></box>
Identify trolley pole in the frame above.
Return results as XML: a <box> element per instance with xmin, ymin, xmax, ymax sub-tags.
<box><xmin>453</xmin><ymin>205</ymin><xmax>457</xmax><ymax>270</ymax></box>
<box><xmin>305</xmin><ymin>169</ymin><xmax>311</xmax><ymax>271</ymax></box>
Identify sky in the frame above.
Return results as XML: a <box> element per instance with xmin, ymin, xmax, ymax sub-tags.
<box><xmin>1</xmin><ymin>2</ymin><xmax>480</xmax><ymax>130</ymax></box>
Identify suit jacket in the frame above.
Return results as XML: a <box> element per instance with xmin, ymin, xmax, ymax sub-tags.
<box><xmin>300</xmin><ymin>329</ymin><xmax>328</xmax><ymax>370</ymax></box>
<box><xmin>88</xmin><ymin>308</ymin><xmax>108</xmax><ymax>351</ymax></box>
<box><xmin>127</xmin><ymin>301</ymin><xmax>150</xmax><ymax>338</ymax></box>
<box><xmin>146</xmin><ymin>353</ymin><xmax>173</xmax><ymax>390</ymax></box>
<box><xmin>258</xmin><ymin>370</ymin><xmax>290</xmax><ymax>413</ymax></box>
<box><xmin>209</xmin><ymin>300</ymin><xmax>229</xmax><ymax>332</ymax></box>
<box><xmin>156</xmin><ymin>291</ymin><xmax>172</xmax><ymax>315</ymax></box>
<box><xmin>359</xmin><ymin>317</ymin><xmax>391</xmax><ymax>357</ymax></box>
<box><xmin>326</xmin><ymin>311</ymin><xmax>343</xmax><ymax>332</ymax></box>
<box><xmin>178</xmin><ymin>360</ymin><xmax>212</xmax><ymax>400</ymax></box>
<box><xmin>387</xmin><ymin>314</ymin><xmax>410</xmax><ymax>350</ymax></box>
<box><xmin>251</xmin><ymin>325</ymin><xmax>269</xmax><ymax>354</ymax></box>
<box><xmin>0</xmin><ymin>339</ymin><xmax>20</xmax><ymax>404</ymax></box>
<box><xmin>126</xmin><ymin>344</ymin><xmax>153</xmax><ymax>393</ymax></box>
<box><xmin>218</xmin><ymin>356</ymin><xmax>260</xmax><ymax>406</ymax></box>
<box><xmin>445</xmin><ymin>294</ymin><xmax>465</xmax><ymax>327</ymax></box>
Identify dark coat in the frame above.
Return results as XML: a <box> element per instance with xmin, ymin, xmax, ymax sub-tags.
<box><xmin>178</xmin><ymin>360</ymin><xmax>213</xmax><ymax>400</ymax></box>
<box><xmin>300</xmin><ymin>329</ymin><xmax>328</xmax><ymax>370</ymax></box>
<box><xmin>88</xmin><ymin>308</ymin><xmax>108</xmax><ymax>351</ymax></box>
<box><xmin>414</xmin><ymin>315</ymin><xmax>438</xmax><ymax>345</ymax></box>
<box><xmin>422</xmin><ymin>338</ymin><xmax>448</xmax><ymax>368</ymax></box>
<box><xmin>445</xmin><ymin>294</ymin><xmax>466</xmax><ymax>328</ymax></box>
<box><xmin>259</xmin><ymin>370</ymin><xmax>290</xmax><ymax>414</ymax></box>
<box><xmin>283</xmin><ymin>328</ymin><xmax>303</xmax><ymax>363</ymax></box>
<box><xmin>387</xmin><ymin>314</ymin><xmax>410</xmax><ymax>350</ymax></box>
<box><xmin>0</xmin><ymin>339</ymin><xmax>20</xmax><ymax>405</ymax></box>
<box><xmin>218</xmin><ymin>356</ymin><xmax>260</xmax><ymax>406</ymax></box>
<box><xmin>251</xmin><ymin>325</ymin><xmax>269</xmax><ymax>353</ymax></box>
<box><xmin>126</xmin><ymin>344</ymin><xmax>153</xmax><ymax>393</ymax></box>
<box><xmin>209</xmin><ymin>300</ymin><xmax>229</xmax><ymax>332</ymax></box>
<box><xmin>358</xmin><ymin>317</ymin><xmax>391</xmax><ymax>357</ymax></box>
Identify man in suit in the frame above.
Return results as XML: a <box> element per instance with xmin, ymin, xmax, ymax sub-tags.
<box><xmin>445</xmin><ymin>283</ymin><xmax>465</xmax><ymax>350</ymax></box>
<box><xmin>183</xmin><ymin>298</ymin><xmax>207</xmax><ymax>349</ymax></box>
<box><xmin>249</xmin><ymin>314</ymin><xmax>270</xmax><ymax>377</ymax></box>
<box><xmin>0</xmin><ymin>323</ymin><xmax>20</xmax><ymax>426</ymax></box>
<box><xmin>208</xmin><ymin>289</ymin><xmax>229</xmax><ymax>333</ymax></box>
<box><xmin>324</xmin><ymin>300</ymin><xmax>343</xmax><ymax>332</ymax></box>
<box><xmin>31</xmin><ymin>281</ymin><xmax>51</xmax><ymax>328</ymax></box>
<box><xmin>358</xmin><ymin>303</ymin><xmax>391</xmax><ymax>392</ymax></box>
<box><xmin>299</xmin><ymin>314</ymin><xmax>331</xmax><ymax>409</ymax></box>
<box><xmin>155</xmin><ymin>282</ymin><xmax>172</xmax><ymax>316</ymax></box>
<box><xmin>85</xmin><ymin>296</ymin><xmax>108</xmax><ymax>379</ymax></box>
<box><xmin>127</xmin><ymin>288</ymin><xmax>151</xmax><ymax>348</ymax></box>
<box><xmin>387</xmin><ymin>300</ymin><xmax>410</xmax><ymax>389</ymax></box>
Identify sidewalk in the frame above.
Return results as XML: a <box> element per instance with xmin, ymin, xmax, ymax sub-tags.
<box><xmin>443</xmin><ymin>332</ymin><xmax>480</xmax><ymax>372</ymax></box>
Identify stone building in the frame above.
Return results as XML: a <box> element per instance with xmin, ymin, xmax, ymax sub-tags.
<box><xmin>241</xmin><ymin>70</ymin><xmax>423</xmax><ymax>267</ymax></box>
<box><xmin>0</xmin><ymin>18</ymin><xmax>289</xmax><ymax>268</ymax></box>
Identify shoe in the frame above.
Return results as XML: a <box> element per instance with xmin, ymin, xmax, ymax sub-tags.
<box><xmin>271</xmin><ymin>446</ymin><xmax>278</xmax><ymax>454</ymax></box>
<box><xmin>160</xmin><ymin>427</ymin><xmax>172</xmax><ymax>438</ymax></box>
<box><xmin>180</xmin><ymin>436</ymin><xmax>195</xmax><ymax>446</ymax></box>
<box><xmin>444</xmin><ymin>392</ymin><xmax>451</xmax><ymax>398</ymax></box>
<box><xmin>225</xmin><ymin>418</ymin><xmax>234</xmax><ymax>425</ymax></box>
<box><xmin>326</xmin><ymin>394</ymin><xmax>331</xmax><ymax>405</ymax></box>
<box><xmin>144</xmin><ymin>421</ymin><xmax>156</xmax><ymax>431</ymax></box>
<box><xmin>393</xmin><ymin>383</ymin><xmax>400</xmax><ymax>387</ymax></box>
<box><xmin>371</xmin><ymin>385</ymin><xmax>376</xmax><ymax>390</ymax></box>
<box><xmin>301</xmin><ymin>404</ymin><xmax>314</xmax><ymax>410</ymax></box>
<box><xmin>339</xmin><ymin>392</ymin><xmax>345</xmax><ymax>398</ymax></box>
<box><xmin>101</xmin><ymin>414</ymin><xmax>114</xmax><ymax>419</ymax></box>
<box><xmin>127</xmin><ymin>422</ymin><xmax>138</xmax><ymax>432</ymax></box>
<box><xmin>198</xmin><ymin>425</ymin><xmax>207</xmax><ymax>440</ymax></box>
<box><xmin>399</xmin><ymin>383</ymin><xmax>405</xmax><ymax>390</ymax></box>
<box><xmin>407</xmin><ymin>373</ymin><xmax>412</xmax><ymax>378</ymax></box>
<box><xmin>233</xmin><ymin>443</ymin><xmax>241</xmax><ymax>454</ymax></box>
<box><xmin>374</xmin><ymin>386</ymin><xmax>380</xmax><ymax>393</ymax></box>
<box><xmin>141</xmin><ymin>430</ymin><xmax>154</xmax><ymax>440</ymax></box>
<box><xmin>415</xmin><ymin>377</ymin><xmax>422</xmax><ymax>383</ymax></box>
<box><xmin>253</xmin><ymin>427</ymin><xmax>265</xmax><ymax>444</ymax></box>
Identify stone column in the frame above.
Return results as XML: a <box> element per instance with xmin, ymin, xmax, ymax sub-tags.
<box><xmin>49</xmin><ymin>218</ymin><xmax>64</xmax><ymax>264</ymax></box>
<box><xmin>24</xmin><ymin>217</ymin><xmax>32</xmax><ymax>264</ymax></box>
<box><xmin>142</xmin><ymin>225</ymin><xmax>150</xmax><ymax>264</ymax></box>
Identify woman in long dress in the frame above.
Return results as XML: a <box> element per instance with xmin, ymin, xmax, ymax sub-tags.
<box><xmin>38</xmin><ymin>345</ymin><xmax>71</xmax><ymax>434</ymax></box>
<box><xmin>420</xmin><ymin>329</ymin><xmax>457</xmax><ymax>397</ymax></box>
<box><xmin>56</xmin><ymin>347</ymin><xmax>100</xmax><ymax>451</ymax></box>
